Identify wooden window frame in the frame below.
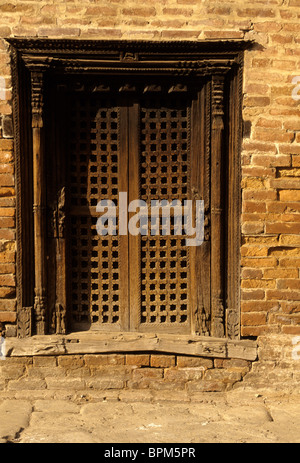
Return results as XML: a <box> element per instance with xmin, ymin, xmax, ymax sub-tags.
<box><xmin>9</xmin><ymin>39</ymin><xmax>251</xmax><ymax>341</ymax></box>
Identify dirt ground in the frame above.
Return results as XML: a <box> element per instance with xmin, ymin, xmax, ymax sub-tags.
<box><xmin>1</xmin><ymin>388</ymin><xmax>300</xmax><ymax>444</ymax></box>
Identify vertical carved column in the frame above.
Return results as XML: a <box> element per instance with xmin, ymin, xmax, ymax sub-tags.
<box><xmin>55</xmin><ymin>186</ymin><xmax>67</xmax><ymax>334</ymax></box>
<box><xmin>30</xmin><ymin>69</ymin><xmax>48</xmax><ymax>335</ymax></box>
<box><xmin>211</xmin><ymin>75</ymin><xmax>225</xmax><ymax>338</ymax></box>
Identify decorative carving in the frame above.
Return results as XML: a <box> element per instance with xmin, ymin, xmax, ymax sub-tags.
<box><xmin>48</xmin><ymin>203</ymin><xmax>57</xmax><ymax>238</ymax></box>
<box><xmin>194</xmin><ymin>304</ymin><xmax>210</xmax><ymax>336</ymax></box>
<box><xmin>176</xmin><ymin>59</ymin><xmax>233</xmax><ymax>76</ymax></box>
<box><xmin>17</xmin><ymin>307</ymin><xmax>33</xmax><ymax>338</ymax></box>
<box><xmin>120</xmin><ymin>51</ymin><xmax>139</xmax><ymax>62</ymax></box>
<box><xmin>143</xmin><ymin>84</ymin><xmax>161</xmax><ymax>93</ymax></box>
<box><xmin>168</xmin><ymin>84</ymin><xmax>188</xmax><ymax>93</ymax></box>
<box><xmin>92</xmin><ymin>84</ymin><xmax>110</xmax><ymax>92</ymax></box>
<box><xmin>48</xmin><ymin>187</ymin><xmax>66</xmax><ymax>238</ymax></box>
<box><xmin>30</xmin><ymin>71</ymin><xmax>45</xmax><ymax>128</ymax></box>
<box><xmin>34</xmin><ymin>293</ymin><xmax>47</xmax><ymax>335</ymax></box>
<box><xmin>52</xmin><ymin>303</ymin><xmax>66</xmax><ymax>335</ymax></box>
<box><xmin>57</xmin><ymin>187</ymin><xmax>66</xmax><ymax>239</ymax></box>
<box><xmin>226</xmin><ymin>308</ymin><xmax>240</xmax><ymax>339</ymax></box>
<box><xmin>212</xmin><ymin>74</ymin><xmax>225</xmax><ymax>128</ymax></box>
<box><xmin>119</xmin><ymin>84</ymin><xmax>136</xmax><ymax>92</ymax></box>
<box><xmin>212</xmin><ymin>295</ymin><xmax>225</xmax><ymax>338</ymax></box>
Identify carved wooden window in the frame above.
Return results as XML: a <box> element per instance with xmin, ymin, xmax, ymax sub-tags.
<box><xmin>10</xmin><ymin>40</ymin><xmax>247</xmax><ymax>340</ymax></box>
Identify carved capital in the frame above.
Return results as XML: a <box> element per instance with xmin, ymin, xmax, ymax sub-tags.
<box><xmin>30</xmin><ymin>71</ymin><xmax>45</xmax><ymax>128</ymax></box>
<box><xmin>212</xmin><ymin>75</ymin><xmax>225</xmax><ymax>129</ymax></box>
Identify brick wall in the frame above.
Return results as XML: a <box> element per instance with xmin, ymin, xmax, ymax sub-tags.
<box><xmin>0</xmin><ymin>353</ymin><xmax>252</xmax><ymax>399</ymax></box>
<box><xmin>0</xmin><ymin>0</ymin><xmax>299</xmax><ymax>340</ymax></box>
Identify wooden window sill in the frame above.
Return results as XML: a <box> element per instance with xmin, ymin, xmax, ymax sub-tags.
<box><xmin>5</xmin><ymin>332</ymin><xmax>257</xmax><ymax>361</ymax></box>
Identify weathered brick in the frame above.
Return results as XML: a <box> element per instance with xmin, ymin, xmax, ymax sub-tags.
<box><xmin>33</xmin><ymin>357</ymin><xmax>57</xmax><ymax>367</ymax></box>
<box><xmin>164</xmin><ymin>367</ymin><xmax>204</xmax><ymax>382</ymax></box>
<box><xmin>242</xmin><ymin>222</ymin><xmax>265</xmax><ymax>234</ymax></box>
<box><xmin>0</xmin><ymin>174</ymin><xmax>14</xmax><ymax>187</ymax></box>
<box><xmin>86</xmin><ymin>378</ymin><xmax>124</xmax><ymax>390</ymax></box>
<box><xmin>126</xmin><ymin>354</ymin><xmax>150</xmax><ymax>367</ymax></box>
<box><xmin>0</xmin><ymin>286</ymin><xmax>15</xmax><ymax>298</ymax></box>
<box><xmin>241</xmin><ymin>289</ymin><xmax>265</xmax><ymax>300</ymax></box>
<box><xmin>132</xmin><ymin>368</ymin><xmax>163</xmax><ymax>380</ymax></box>
<box><xmin>45</xmin><ymin>378</ymin><xmax>85</xmax><ymax>390</ymax></box>
<box><xmin>150</xmin><ymin>355</ymin><xmax>175</xmax><ymax>368</ymax></box>
<box><xmin>241</xmin><ymin>301</ymin><xmax>279</xmax><ymax>312</ymax></box>
<box><xmin>8</xmin><ymin>378</ymin><xmax>47</xmax><ymax>391</ymax></box>
<box><xmin>187</xmin><ymin>380</ymin><xmax>226</xmax><ymax>393</ymax></box>
<box><xmin>266</xmin><ymin>223</ymin><xmax>300</xmax><ymax>234</ymax></box>
<box><xmin>279</xmin><ymin>190</ymin><xmax>300</xmax><ymax>201</ymax></box>
<box><xmin>241</xmin><ymin>257</ymin><xmax>278</xmax><ymax>268</ymax></box>
<box><xmin>267</xmin><ymin>289</ymin><xmax>300</xmax><ymax>301</ymax></box>
<box><xmin>0</xmin><ymin>274</ymin><xmax>15</xmax><ymax>286</ymax></box>
<box><xmin>57</xmin><ymin>355</ymin><xmax>84</xmax><ymax>368</ymax></box>
<box><xmin>176</xmin><ymin>356</ymin><xmax>213</xmax><ymax>369</ymax></box>
<box><xmin>241</xmin><ymin>268</ymin><xmax>263</xmax><ymax>279</ymax></box>
<box><xmin>122</xmin><ymin>7</ymin><xmax>156</xmax><ymax>16</ymax></box>
<box><xmin>38</xmin><ymin>27</ymin><xmax>80</xmax><ymax>37</ymax></box>
<box><xmin>241</xmin><ymin>312</ymin><xmax>267</xmax><ymax>326</ymax></box>
<box><xmin>84</xmin><ymin>354</ymin><xmax>125</xmax><ymax>366</ymax></box>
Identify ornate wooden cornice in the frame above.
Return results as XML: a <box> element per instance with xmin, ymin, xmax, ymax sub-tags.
<box><xmin>7</xmin><ymin>38</ymin><xmax>253</xmax><ymax>77</ymax></box>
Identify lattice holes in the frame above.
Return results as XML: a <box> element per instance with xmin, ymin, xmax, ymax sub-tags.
<box><xmin>67</xmin><ymin>87</ymin><xmax>192</xmax><ymax>332</ymax></box>
<box><xmin>139</xmin><ymin>95</ymin><xmax>190</xmax><ymax>328</ymax></box>
<box><xmin>69</xmin><ymin>94</ymin><xmax>121</xmax><ymax>328</ymax></box>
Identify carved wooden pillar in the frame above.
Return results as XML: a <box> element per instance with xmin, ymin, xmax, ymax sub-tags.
<box><xmin>53</xmin><ymin>186</ymin><xmax>67</xmax><ymax>335</ymax></box>
<box><xmin>211</xmin><ymin>75</ymin><xmax>226</xmax><ymax>338</ymax></box>
<box><xmin>30</xmin><ymin>69</ymin><xmax>48</xmax><ymax>335</ymax></box>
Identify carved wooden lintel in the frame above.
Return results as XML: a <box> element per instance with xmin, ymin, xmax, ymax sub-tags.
<box><xmin>17</xmin><ymin>307</ymin><xmax>33</xmax><ymax>338</ymax></box>
<box><xmin>176</xmin><ymin>59</ymin><xmax>233</xmax><ymax>76</ymax></box>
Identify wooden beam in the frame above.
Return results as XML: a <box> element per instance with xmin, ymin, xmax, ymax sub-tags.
<box><xmin>5</xmin><ymin>332</ymin><xmax>258</xmax><ymax>361</ymax></box>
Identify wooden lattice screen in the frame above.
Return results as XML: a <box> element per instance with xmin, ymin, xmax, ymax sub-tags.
<box><xmin>66</xmin><ymin>82</ymin><xmax>199</xmax><ymax>334</ymax></box>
